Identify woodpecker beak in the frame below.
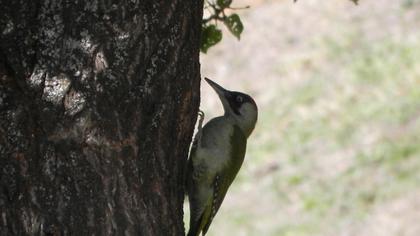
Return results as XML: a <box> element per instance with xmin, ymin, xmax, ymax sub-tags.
<box><xmin>205</xmin><ymin>78</ymin><xmax>231</xmax><ymax>113</ymax></box>
<box><xmin>205</xmin><ymin>78</ymin><xmax>228</xmax><ymax>96</ymax></box>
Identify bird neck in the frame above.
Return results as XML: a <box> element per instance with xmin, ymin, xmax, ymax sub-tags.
<box><xmin>225</xmin><ymin>113</ymin><xmax>257</xmax><ymax>138</ymax></box>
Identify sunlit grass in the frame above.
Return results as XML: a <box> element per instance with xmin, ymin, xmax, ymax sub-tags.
<box><xmin>193</xmin><ymin>1</ymin><xmax>420</xmax><ymax>235</ymax></box>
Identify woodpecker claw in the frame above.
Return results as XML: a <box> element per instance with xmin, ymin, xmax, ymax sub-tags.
<box><xmin>195</xmin><ymin>110</ymin><xmax>205</xmax><ymax>146</ymax></box>
<box><xmin>197</xmin><ymin>110</ymin><xmax>205</xmax><ymax>122</ymax></box>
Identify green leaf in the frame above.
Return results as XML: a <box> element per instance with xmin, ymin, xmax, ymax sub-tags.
<box><xmin>217</xmin><ymin>0</ymin><xmax>232</xmax><ymax>8</ymax></box>
<box><xmin>224</xmin><ymin>14</ymin><xmax>244</xmax><ymax>40</ymax></box>
<box><xmin>201</xmin><ymin>24</ymin><xmax>223</xmax><ymax>53</ymax></box>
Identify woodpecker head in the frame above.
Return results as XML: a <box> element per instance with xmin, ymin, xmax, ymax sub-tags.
<box><xmin>205</xmin><ymin>77</ymin><xmax>258</xmax><ymax>137</ymax></box>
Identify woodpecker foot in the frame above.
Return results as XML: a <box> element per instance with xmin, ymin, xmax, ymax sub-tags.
<box><xmin>197</xmin><ymin>110</ymin><xmax>205</xmax><ymax>127</ymax></box>
<box><xmin>195</xmin><ymin>109</ymin><xmax>205</xmax><ymax>145</ymax></box>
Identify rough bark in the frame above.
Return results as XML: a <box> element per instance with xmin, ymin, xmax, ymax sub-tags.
<box><xmin>0</xmin><ymin>0</ymin><xmax>203</xmax><ymax>235</ymax></box>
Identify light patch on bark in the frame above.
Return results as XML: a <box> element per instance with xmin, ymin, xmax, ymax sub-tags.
<box><xmin>80</xmin><ymin>31</ymin><xmax>97</xmax><ymax>53</ymax></box>
<box><xmin>85</xmin><ymin>128</ymin><xmax>104</xmax><ymax>147</ymax></box>
<box><xmin>1</xmin><ymin>212</ymin><xmax>6</xmax><ymax>228</ymax></box>
<box><xmin>42</xmin><ymin>73</ymin><xmax>71</xmax><ymax>105</ymax></box>
<box><xmin>94</xmin><ymin>51</ymin><xmax>108</xmax><ymax>73</ymax></box>
<box><xmin>29</xmin><ymin>187</ymin><xmax>41</xmax><ymax>208</ymax></box>
<box><xmin>0</xmin><ymin>91</ymin><xmax>6</xmax><ymax>107</ymax></box>
<box><xmin>81</xmin><ymin>68</ymin><xmax>94</xmax><ymax>84</ymax></box>
<box><xmin>2</xmin><ymin>20</ymin><xmax>14</xmax><ymax>35</ymax></box>
<box><xmin>87</xmin><ymin>207</ymin><xmax>95</xmax><ymax>227</ymax></box>
<box><xmin>152</xmin><ymin>104</ymin><xmax>166</xmax><ymax>128</ymax></box>
<box><xmin>21</xmin><ymin>208</ymin><xmax>41</xmax><ymax>235</ymax></box>
<box><xmin>64</xmin><ymin>89</ymin><xmax>86</xmax><ymax>116</ymax></box>
<box><xmin>27</xmin><ymin>66</ymin><xmax>46</xmax><ymax>89</ymax></box>
<box><xmin>118</xmin><ymin>32</ymin><xmax>130</xmax><ymax>40</ymax></box>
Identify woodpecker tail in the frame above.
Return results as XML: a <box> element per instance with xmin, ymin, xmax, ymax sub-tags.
<box><xmin>187</xmin><ymin>228</ymin><xmax>198</xmax><ymax>236</ymax></box>
<box><xmin>187</xmin><ymin>221</ymin><xmax>200</xmax><ymax>236</ymax></box>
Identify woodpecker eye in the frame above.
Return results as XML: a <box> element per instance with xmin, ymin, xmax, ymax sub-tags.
<box><xmin>236</xmin><ymin>96</ymin><xmax>243</xmax><ymax>103</ymax></box>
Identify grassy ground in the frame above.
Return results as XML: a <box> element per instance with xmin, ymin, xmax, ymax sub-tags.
<box><xmin>186</xmin><ymin>0</ymin><xmax>420</xmax><ymax>235</ymax></box>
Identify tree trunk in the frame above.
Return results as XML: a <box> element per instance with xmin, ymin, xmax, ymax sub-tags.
<box><xmin>0</xmin><ymin>1</ymin><xmax>203</xmax><ymax>235</ymax></box>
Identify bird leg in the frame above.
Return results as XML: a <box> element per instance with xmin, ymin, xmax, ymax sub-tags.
<box><xmin>195</xmin><ymin>110</ymin><xmax>205</xmax><ymax>146</ymax></box>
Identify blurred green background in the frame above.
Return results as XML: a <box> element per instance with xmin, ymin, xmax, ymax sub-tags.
<box><xmin>186</xmin><ymin>0</ymin><xmax>420</xmax><ymax>235</ymax></box>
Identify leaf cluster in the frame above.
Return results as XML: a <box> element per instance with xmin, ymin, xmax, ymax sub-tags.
<box><xmin>200</xmin><ymin>0</ymin><xmax>361</xmax><ymax>53</ymax></box>
<box><xmin>200</xmin><ymin>0</ymin><xmax>246</xmax><ymax>53</ymax></box>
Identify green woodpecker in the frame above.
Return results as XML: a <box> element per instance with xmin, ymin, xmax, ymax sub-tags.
<box><xmin>186</xmin><ymin>78</ymin><xmax>258</xmax><ymax>236</ymax></box>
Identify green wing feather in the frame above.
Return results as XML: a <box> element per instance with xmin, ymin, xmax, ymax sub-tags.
<box><xmin>202</xmin><ymin>125</ymin><xmax>247</xmax><ymax>235</ymax></box>
<box><xmin>187</xmin><ymin>125</ymin><xmax>247</xmax><ymax>236</ymax></box>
